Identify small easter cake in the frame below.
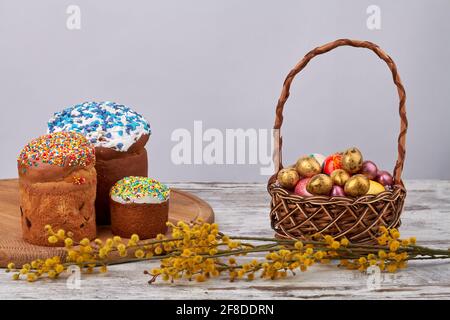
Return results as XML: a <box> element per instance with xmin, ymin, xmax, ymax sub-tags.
<box><xmin>110</xmin><ymin>176</ymin><xmax>170</xmax><ymax>239</ymax></box>
<box><xmin>47</xmin><ymin>101</ymin><xmax>151</xmax><ymax>225</ymax></box>
<box><xmin>18</xmin><ymin>131</ymin><xmax>97</xmax><ymax>246</ymax></box>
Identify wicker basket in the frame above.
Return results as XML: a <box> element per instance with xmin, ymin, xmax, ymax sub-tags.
<box><xmin>268</xmin><ymin>39</ymin><xmax>408</xmax><ymax>244</ymax></box>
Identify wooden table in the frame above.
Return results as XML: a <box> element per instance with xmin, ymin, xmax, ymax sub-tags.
<box><xmin>1</xmin><ymin>180</ymin><xmax>449</xmax><ymax>300</ymax></box>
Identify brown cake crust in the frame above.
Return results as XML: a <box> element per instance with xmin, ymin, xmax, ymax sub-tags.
<box><xmin>94</xmin><ymin>135</ymin><xmax>149</xmax><ymax>225</ymax></box>
<box><xmin>19</xmin><ymin>165</ymin><xmax>97</xmax><ymax>246</ymax></box>
<box><xmin>110</xmin><ymin>199</ymin><xmax>169</xmax><ymax>239</ymax></box>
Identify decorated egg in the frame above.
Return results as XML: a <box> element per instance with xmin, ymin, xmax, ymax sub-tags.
<box><xmin>344</xmin><ymin>174</ymin><xmax>370</xmax><ymax>197</ymax></box>
<box><xmin>361</xmin><ymin>160</ymin><xmax>378</xmax><ymax>180</ymax></box>
<box><xmin>295</xmin><ymin>156</ymin><xmax>321</xmax><ymax>178</ymax></box>
<box><xmin>277</xmin><ymin>168</ymin><xmax>300</xmax><ymax>190</ymax></box>
<box><xmin>342</xmin><ymin>147</ymin><xmax>363</xmax><ymax>174</ymax></box>
<box><xmin>376</xmin><ymin>170</ymin><xmax>394</xmax><ymax>186</ymax></box>
<box><xmin>330</xmin><ymin>169</ymin><xmax>350</xmax><ymax>186</ymax></box>
<box><xmin>309</xmin><ymin>153</ymin><xmax>326</xmax><ymax>167</ymax></box>
<box><xmin>306</xmin><ymin>174</ymin><xmax>333</xmax><ymax>195</ymax></box>
<box><xmin>323</xmin><ymin>154</ymin><xmax>343</xmax><ymax>175</ymax></box>
<box><xmin>367</xmin><ymin>180</ymin><xmax>385</xmax><ymax>195</ymax></box>
<box><xmin>330</xmin><ymin>185</ymin><xmax>345</xmax><ymax>197</ymax></box>
<box><xmin>294</xmin><ymin>178</ymin><xmax>312</xmax><ymax>197</ymax></box>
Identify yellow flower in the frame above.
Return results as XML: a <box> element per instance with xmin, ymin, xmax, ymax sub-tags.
<box><xmin>145</xmin><ymin>252</ymin><xmax>154</xmax><ymax>259</ymax></box>
<box><xmin>12</xmin><ymin>273</ymin><xmax>20</xmax><ymax>280</ymax></box>
<box><xmin>378</xmin><ymin>250</ymin><xmax>387</xmax><ymax>259</ymax></box>
<box><xmin>358</xmin><ymin>257</ymin><xmax>367</xmax><ymax>265</ymax></box>
<box><xmin>154</xmin><ymin>246</ymin><xmax>163</xmax><ymax>255</ymax></box>
<box><xmin>389</xmin><ymin>240</ymin><xmax>400</xmax><ymax>252</ymax></box>
<box><xmin>247</xmin><ymin>273</ymin><xmax>255</xmax><ymax>281</ymax></box>
<box><xmin>80</xmin><ymin>238</ymin><xmax>90</xmax><ymax>246</ymax></box>
<box><xmin>401</xmin><ymin>239</ymin><xmax>410</xmax><ymax>246</ymax></box>
<box><xmin>130</xmin><ymin>234</ymin><xmax>139</xmax><ymax>242</ymax></box>
<box><xmin>228</xmin><ymin>241</ymin><xmax>239</xmax><ymax>249</ymax></box>
<box><xmin>324</xmin><ymin>235</ymin><xmax>334</xmax><ymax>244</ymax></box>
<box><xmin>55</xmin><ymin>264</ymin><xmax>65</xmax><ymax>273</ymax></box>
<box><xmin>113</xmin><ymin>236</ymin><xmax>122</xmax><ymax>243</ymax></box>
<box><xmin>409</xmin><ymin>237</ymin><xmax>416</xmax><ymax>245</ymax></box>
<box><xmin>305</xmin><ymin>248</ymin><xmax>313</xmax><ymax>255</ymax></box>
<box><xmin>100</xmin><ymin>265</ymin><xmax>108</xmax><ymax>273</ymax></box>
<box><xmin>27</xmin><ymin>273</ymin><xmax>37</xmax><ymax>282</ymax></box>
<box><xmin>195</xmin><ymin>274</ymin><xmax>206</xmax><ymax>282</ymax></box>
<box><xmin>390</xmin><ymin>229</ymin><xmax>400</xmax><ymax>239</ymax></box>
<box><xmin>314</xmin><ymin>251</ymin><xmax>324</xmax><ymax>260</ymax></box>
<box><xmin>48</xmin><ymin>270</ymin><xmax>56</xmax><ymax>279</ymax></box>
<box><xmin>330</xmin><ymin>241</ymin><xmax>340</xmax><ymax>250</ymax></box>
<box><xmin>367</xmin><ymin>254</ymin><xmax>376</xmax><ymax>260</ymax></box>
<box><xmin>135</xmin><ymin>249</ymin><xmax>145</xmax><ymax>259</ymax></box>
<box><xmin>340</xmin><ymin>238</ymin><xmax>349</xmax><ymax>246</ymax></box>
<box><xmin>64</xmin><ymin>238</ymin><xmax>73</xmax><ymax>247</ymax></box>
<box><xmin>7</xmin><ymin>263</ymin><xmax>15</xmax><ymax>270</ymax></box>
<box><xmin>56</xmin><ymin>229</ymin><xmax>65</xmax><ymax>239</ymax></box>
<box><xmin>117</xmin><ymin>244</ymin><xmax>126</xmax><ymax>252</ymax></box>
<box><xmin>209</xmin><ymin>248</ymin><xmax>218</xmax><ymax>255</ymax></box>
<box><xmin>294</xmin><ymin>241</ymin><xmax>303</xmax><ymax>250</ymax></box>
<box><xmin>181</xmin><ymin>249</ymin><xmax>192</xmax><ymax>257</ymax></box>
<box><xmin>377</xmin><ymin>235</ymin><xmax>388</xmax><ymax>245</ymax></box>
<box><xmin>228</xmin><ymin>258</ymin><xmax>236</xmax><ymax>265</ymax></box>
<box><xmin>387</xmin><ymin>264</ymin><xmax>397</xmax><ymax>273</ymax></box>
<box><xmin>48</xmin><ymin>235</ymin><xmax>58</xmax><ymax>244</ymax></box>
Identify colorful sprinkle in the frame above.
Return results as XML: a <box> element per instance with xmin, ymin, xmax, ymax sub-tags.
<box><xmin>73</xmin><ymin>176</ymin><xmax>86</xmax><ymax>185</ymax></box>
<box><xmin>111</xmin><ymin>176</ymin><xmax>170</xmax><ymax>202</ymax></box>
<box><xmin>47</xmin><ymin>101</ymin><xmax>151</xmax><ymax>152</ymax></box>
<box><xmin>18</xmin><ymin>132</ymin><xmax>95</xmax><ymax>168</ymax></box>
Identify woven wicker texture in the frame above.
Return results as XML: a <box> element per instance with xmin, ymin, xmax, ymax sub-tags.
<box><xmin>268</xmin><ymin>39</ymin><xmax>407</xmax><ymax>244</ymax></box>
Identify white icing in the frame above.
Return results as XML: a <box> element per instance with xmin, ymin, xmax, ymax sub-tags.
<box><xmin>47</xmin><ymin>101</ymin><xmax>151</xmax><ymax>152</ymax></box>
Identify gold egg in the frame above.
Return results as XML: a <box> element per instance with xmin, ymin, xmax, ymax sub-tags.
<box><xmin>342</xmin><ymin>147</ymin><xmax>363</xmax><ymax>174</ymax></box>
<box><xmin>306</xmin><ymin>174</ymin><xmax>333</xmax><ymax>195</ymax></box>
<box><xmin>277</xmin><ymin>168</ymin><xmax>300</xmax><ymax>190</ymax></box>
<box><xmin>367</xmin><ymin>180</ymin><xmax>386</xmax><ymax>195</ymax></box>
<box><xmin>330</xmin><ymin>169</ymin><xmax>350</xmax><ymax>186</ymax></box>
<box><xmin>295</xmin><ymin>156</ymin><xmax>321</xmax><ymax>178</ymax></box>
<box><xmin>344</xmin><ymin>174</ymin><xmax>370</xmax><ymax>197</ymax></box>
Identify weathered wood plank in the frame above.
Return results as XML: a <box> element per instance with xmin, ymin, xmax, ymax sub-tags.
<box><xmin>0</xmin><ymin>180</ymin><xmax>449</xmax><ymax>300</ymax></box>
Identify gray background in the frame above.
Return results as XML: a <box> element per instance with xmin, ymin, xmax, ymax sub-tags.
<box><xmin>0</xmin><ymin>0</ymin><xmax>449</xmax><ymax>182</ymax></box>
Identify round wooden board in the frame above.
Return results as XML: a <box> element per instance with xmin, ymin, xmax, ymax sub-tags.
<box><xmin>0</xmin><ymin>179</ymin><xmax>214</xmax><ymax>267</ymax></box>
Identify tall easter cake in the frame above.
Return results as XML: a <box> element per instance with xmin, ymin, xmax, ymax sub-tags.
<box><xmin>18</xmin><ymin>131</ymin><xmax>97</xmax><ymax>246</ymax></box>
<box><xmin>110</xmin><ymin>177</ymin><xmax>170</xmax><ymax>239</ymax></box>
<box><xmin>47</xmin><ymin>102</ymin><xmax>151</xmax><ymax>225</ymax></box>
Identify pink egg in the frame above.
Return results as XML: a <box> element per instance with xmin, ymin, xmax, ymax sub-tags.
<box><xmin>361</xmin><ymin>161</ymin><xmax>378</xmax><ymax>180</ymax></box>
<box><xmin>294</xmin><ymin>178</ymin><xmax>312</xmax><ymax>197</ymax></box>
<box><xmin>377</xmin><ymin>170</ymin><xmax>394</xmax><ymax>186</ymax></box>
<box><xmin>330</xmin><ymin>185</ymin><xmax>345</xmax><ymax>197</ymax></box>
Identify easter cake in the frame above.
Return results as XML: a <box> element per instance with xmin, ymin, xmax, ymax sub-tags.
<box><xmin>18</xmin><ymin>131</ymin><xmax>97</xmax><ymax>246</ymax></box>
<box><xmin>110</xmin><ymin>177</ymin><xmax>170</xmax><ymax>239</ymax></box>
<box><xmin>47</xmin><ymin>101</ymin><xmax>151</xmax><ymax>225</ymax></box>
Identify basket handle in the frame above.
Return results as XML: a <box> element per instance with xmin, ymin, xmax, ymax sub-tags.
<box><xmin>273</xmin><ymin>39</ymin><xmax>407</xmax><ymax>184</ymax></box>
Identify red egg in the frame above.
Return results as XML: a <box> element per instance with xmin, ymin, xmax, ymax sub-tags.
<box><xmin>376</xmin><ymin>170</ymin><xmax>394</xmax><ymax>186</ymax></box>
<box><xmin>361</xmin><ymin>161</ymin><xmax>378</xmax><ymax>180</ymax></box>
<box><xmin>323</xmin><ymin>154</ymin><xmax>343</xmax><ymax>175</ymax></box>
<box><xmin>330</xmin><ymin>185</ymin><xmax>345</xmax><ymax>197</ymax></box>
<box><xmin>294</xmin><ymin>178</ymin><xmax>312</xmax><ymax>197</ymax></box>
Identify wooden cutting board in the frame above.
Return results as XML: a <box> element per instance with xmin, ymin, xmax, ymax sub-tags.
<box><xmin>0</xmin><ymin>179</ymin><xmax>214</xmax><ymax>267</ymax></box>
